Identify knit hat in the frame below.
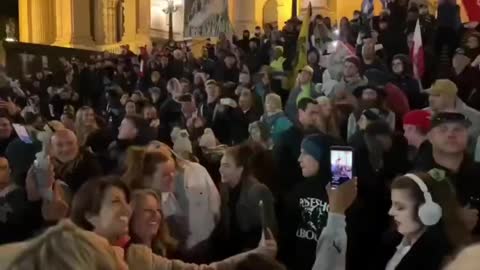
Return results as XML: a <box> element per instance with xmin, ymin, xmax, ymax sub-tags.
<box><xmin>426</xmin><ymin>79</ymin><xmax>458</xmax><ymax>97</ymax></box>
<box><xmin>301</xmin><ymin>135</ymin><xmax>325</xmax><ymax>163</ymax></box>
<box><xmin>344</xmin><ymin>56</ymin><xmax>363</xmax><ymax>74</ymax></box>
<box><xmin>353</xmin><ymin>85</ymin><xmax>386</xmax><ymax>99</ymax></box>
<box><xmin>403</xmin><ymin>110</ymin><xmax>432</xmax><ymax>134</ymax></box>
<box><xmin>300</xmin><ymin>65</ymin><xmax>314</xmax><ymax>74</ymax></box>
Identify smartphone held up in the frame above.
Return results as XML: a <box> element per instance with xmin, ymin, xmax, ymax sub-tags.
<box><xmin>330</xmin><ymin>146</ymin><xmax>354</xmax><ymax>189</ymax></box>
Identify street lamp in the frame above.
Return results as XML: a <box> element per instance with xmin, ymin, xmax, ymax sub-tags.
<box><xmin>162</xmin><ymin>0</ymin><xmax>178</xmax><ymax>41</ymax></box>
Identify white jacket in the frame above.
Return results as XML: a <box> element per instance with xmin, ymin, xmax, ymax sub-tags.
<box><xmin>178</xmin><ymin>161</ymin><xmax>221</xmax><ymax>249</ymax></box>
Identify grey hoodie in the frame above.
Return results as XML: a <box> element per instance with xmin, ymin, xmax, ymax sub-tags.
<box><xmin>312</xmin><ymin>213</ymin><xmax>347</xmax><ymax>270</ymax></box>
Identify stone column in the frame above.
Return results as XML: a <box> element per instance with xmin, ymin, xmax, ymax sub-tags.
<box><xmin>122</xmin><ymin>0</ymin><xmax>137</xmax><ymax>43</ymax></box>
<box><xmin>70</xmin><ymin>0</ymin><xmax>95</xmax><ymax>46</ymax></box>
<box><xmin>233</xmin><ymin>0</ymin><xmax>256</xmax><ymax>34</ymax></box>
<box><xmin>22</xmin><ymin>0</ymin><xmax>54</xmax><ymax>44</ymax></box>
<box><xmin>53</xmin><ymin>0</ymin><xmax>70</xmax><ymax>45</ymax></box>
<box><xmin>105</xmin><ymin>0</ymin><xmax>120</xmax><ymax>44</ymax></box>
<box><xmin>94</xmin><ymin>0</ymin><xmax>107</xmax><ymax>44</ymax></box>
<box><xmin>54</xmin><ymin>0</ymin><xmax>94</xmax><ymax>47</ymax></box>
<box><xmin>18</xmin><ymin>0</ymin><xmax>31</xmax><ymax>43</ymax></box>
<box><xmin>136</xmin><ymin>0</ymin><xmax>152</xmax><ymax>40</ymax></box>
<box><xmin>93</xmin><ymin>0</ymin><xmax>119</xmax><ymax>45</ymax></box>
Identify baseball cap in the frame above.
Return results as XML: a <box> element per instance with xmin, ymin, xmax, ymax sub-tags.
<box><xmin>403</xmin><ymin>110</ymin><xmax>432</xmax><ymax>134</ymax></box>
<box><xmin>205</xmin><ymin>79</ymin><xmax>218</xmax><ymax>86</ymax></box>
<box><xmin>300</xmin><ymin>65</ymin><xmax>314</xmax><ymax>74</ymax></box>
<box><xmin>431</xmin><ymin>112</ymin><xmax>471</xmax><ymax>129</ymax></box>
<box><xmin>426</xmin><ymin>79</ymin><xmax>458</xmax><ymax>97</ymax></box>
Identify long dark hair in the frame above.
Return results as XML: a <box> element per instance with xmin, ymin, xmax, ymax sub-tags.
<box><xmin>391</xmin><ymin>172</ymin><xmax>471</xmax><ymax>249</ymax></box>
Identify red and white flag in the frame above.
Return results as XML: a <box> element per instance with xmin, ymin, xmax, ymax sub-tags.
<box><xmin>463</xmin><ymin>0</ymin><xmax>480</xmax><ymax>22</ymax></box>
<box><xmin>411</xmin><ymin>19</ymin><xmax>424</xmax><ymax>80</ymax></box>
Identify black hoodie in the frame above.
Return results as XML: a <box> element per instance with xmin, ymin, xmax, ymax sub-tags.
<box><xmin>278</xmin><ymin>132</ymin><xmax>339</xmax><ymax>270</ymax></box>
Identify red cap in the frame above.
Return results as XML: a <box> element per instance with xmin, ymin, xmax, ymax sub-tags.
<box><xmin>403</xmin><ymin>110</ymin><xmax>432</xmax><ymax>134</ymax></box>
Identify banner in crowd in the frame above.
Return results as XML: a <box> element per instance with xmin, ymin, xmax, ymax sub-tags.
<box><xmin>183</xmin><ymin>0</ymin><xmax>231</xmax><ymax>37</ymax></box>
<box><xmin>462</xmin><ymin>0</ymin><xmax>480</xmax><ymax>22</ymax></box>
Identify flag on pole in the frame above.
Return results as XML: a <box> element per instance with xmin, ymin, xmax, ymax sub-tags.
<box><xmin>289</xmin><ymin>2</ymin><xmax>312</xmax><ymax>89</ymax></box>
<box><xmin>411</xmin><ymin>19</ymin><xmax>425</xmax><ymax>80</ymax></box>
<box><xmin>361</xmin><ymin>0</ymin><xmax>374</xmax><ymax>18</ymax></box>
<box><xmin>462</xmin><ymin>0</ymin><xmax>480</xmax><ymax>22</ymax></box>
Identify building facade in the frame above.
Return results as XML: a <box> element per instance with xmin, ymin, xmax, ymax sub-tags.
<box><xmin>17</xmin><ymin>0</ymin><xmax>468</xmax><ymax>53</ymax></box>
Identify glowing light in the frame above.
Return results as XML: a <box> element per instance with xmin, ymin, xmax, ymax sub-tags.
<box><xmin>333</xmin><ymin>29</ymin><xmax>339</xmax><ymax>36</ymax></box>
<box><xmin>4</xmin><ymin>37</ymin><xmax>17</xmax><ymax>42</ymax></box>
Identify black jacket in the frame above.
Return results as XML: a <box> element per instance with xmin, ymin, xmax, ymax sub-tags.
<box><xmin>347</xmin><ymin>131</ymin><xmax>410</xmax><ymax>270</ymax></box>
<box><xmin>53</xmin><ymin>150</ymin><xmax>103</xmax><ymax>194</ymax></box>
<box><xmin>279</xmin><ymin>175</ymin><xmax>330</xmax><ymax>270</ymax></box>
<box><xmin>272</xmin><ymin>126</ymin><xmax>306</xmax><ymax>197</ymax></box>
<box><xmin>277</xmin><ymin>132</ymin><xmax>339</xmax><ymax>270</ymax></box>
<box><xmin>215</xmin><ymin>178</ymin><xmax>277</xmax><ymax>258</ymax></box>
<box><xmin>414</xmin><ymin>143</ymin><xmax>480</xmax><ymax>234</ymax></box>
<box><xmin>373</xmin><ymin>227</ymin><xmax>451</xmax><ymax>270</ymax></box>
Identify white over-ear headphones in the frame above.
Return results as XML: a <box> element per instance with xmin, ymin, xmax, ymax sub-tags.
<box><xmin>404</xmin><ymin>173</ymin><xmax>443</xmax><ymax>226</ymax></box>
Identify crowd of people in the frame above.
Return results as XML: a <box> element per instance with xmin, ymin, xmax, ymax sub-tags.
<box><xmin>1</xmin><ymin>0</ymin><xmax>480</xmax><ymax>269</ymax></box>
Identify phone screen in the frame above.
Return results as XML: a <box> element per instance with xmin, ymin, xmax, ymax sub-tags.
<box><xmin>330</xmin><ymin>148</ymin><xmax>353</xmax><ymax>188</ymax></box>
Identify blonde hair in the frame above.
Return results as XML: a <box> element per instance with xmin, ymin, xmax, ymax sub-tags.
<box><xmin>122</xmin><ymin>146</ymin><xmax>178</xmax><ymax>190</ymax></box>
<box><xmin>130</xmin><ymin>189</ymin><xmax>178</xmax><ymax>256</ymax></box>
<box><xmin>4</xmin><ymin>220</ymin><xmax>123</xmax><ymax>270</ymax></box>
<box><xmin>265</xmin><ymin>93</ymin><xmax>282</xmax><ymax>113</ymax></box>
<box><xmin>74</xmin><ymin>106</ymin><xmax>99</xmax><ymax>146</ymax></box>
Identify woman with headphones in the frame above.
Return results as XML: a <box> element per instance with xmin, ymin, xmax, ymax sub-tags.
<box><xmin>373</xmin><ymin>170</ymin><xmax>472</xmax><ymax>270</ymax></box>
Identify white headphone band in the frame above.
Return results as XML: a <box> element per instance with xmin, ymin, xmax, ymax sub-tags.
<box><xmin>404</xmin><ymin>173</ymin><xmax>433</xmax><ymax>202</ymax></box>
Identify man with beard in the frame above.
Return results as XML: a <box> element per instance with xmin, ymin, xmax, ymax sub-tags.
<box><xmin>347</xmin><ymin>85</ymin><xmax>395</xmax><ymax>140</ymax></box>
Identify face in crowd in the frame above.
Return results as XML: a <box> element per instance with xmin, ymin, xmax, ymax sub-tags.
<box><xmin>391</xmin><ymin>59</ymin><xmax>404</xmax><ymax>75</ymax></box>
<box><xmin>428</xmin><ymin>93</ymin><xmax>455</xmax><ymax>112</ymax></box>
<box><xmin>298</xmin><ymin>149</ymin><xmax>319</xmax><ymax>178</ymax></box>
<box><xmin>51</xmin><ymin>130</ymin><xmax>80</xmax><ymax>163</ymax></box>
<box><xmin>130</xmin><ymin>191</ymin><xmax>163</xmax><ymax>244</ymax></box>
<box><xmin>79</xmin><ymin>107</ymin><xmax>97</xmax><ymax>128</ymax></box>
<box><xmin>429</xmin><ymin>122</ymin><xmax>468</xmax><ymax>155</ymax></box>
<box><xmin>219</xmin><ymin>150</ymin><xmax>244</xmax><ymax>188</ymax></box>
<box><xmin>117</xmin><ymin>118</ymin><xmax>138</xmax><ymax>141</ymax></box>
<box><xmin>0</xmin><ymin>117</ymin><xmax>13</xmax><ymax>140</ymax></box>
<box><xmin>298</xmin><ymin>102</ymin><xmax>320</xmax><ymax>129</ymax></box>
<box><xmin>83</xmin><ymin>182</ymin><xmax>132</xmax><ymax>240</ymax></box>
<box><xmin>299</xmin><ymin>70</ymin><xmax>312</xmax><ymax>85</ymax></box>
<box><xmin>143</xmin><ymin>106</ymin><xmax>158</xmax><ymax>121</ymax></box>
<box><xmin>389</xmin><ymin>183</ymin><xmax>424</xmax><ymax>239</ymax></box>
<box><xmin>343</xmin><ymin>61</ymin><xmax>359</xmax><ymax>78</ymax></box>
<box><xmin>125</xmin><ymin>101</ymin><xmax>137</xmax><ymax>116</ymax></box>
